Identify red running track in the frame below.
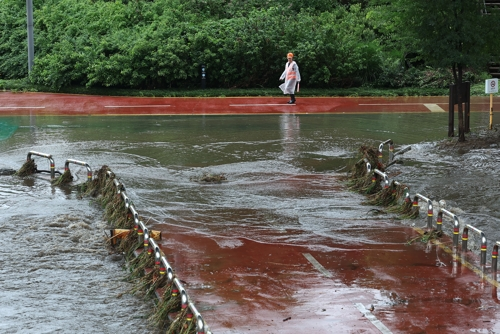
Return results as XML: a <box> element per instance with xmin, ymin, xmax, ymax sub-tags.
<box><xmin>0</xmin><ymin>92</ymin><xmax>496</xmax><ymax>115</ymax></box>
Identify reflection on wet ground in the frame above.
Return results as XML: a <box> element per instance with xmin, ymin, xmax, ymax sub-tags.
<box><xmin>1</xmin><ymin>112</ymin><xmax>499</xmax><ymax>333</ymax></box>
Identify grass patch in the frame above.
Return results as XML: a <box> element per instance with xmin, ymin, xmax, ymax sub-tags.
<box><xmin>0</xmin><ymin>79</ymin><xmax>459</xmax><ymax>97</ymax></box>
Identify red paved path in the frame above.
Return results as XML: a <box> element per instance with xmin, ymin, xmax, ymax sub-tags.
<box><xmin>3</xmin><ymin>92</ymin><xmax>500</xmax><ymax>333</ymax></box>
<box><xmin>0</xmin><ymin>92</ymin><xmax>497</xmax><ymax>115</ymax></box>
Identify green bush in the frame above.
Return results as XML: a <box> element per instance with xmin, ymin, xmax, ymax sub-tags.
<box><xmin>1</xmin><ymin>0</ymin><xmax>487</xmax><ymax>91</ymax></box>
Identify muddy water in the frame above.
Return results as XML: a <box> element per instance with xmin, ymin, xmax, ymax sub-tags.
<box><xmin>0</xmin><ymin>112</ymin><xmax>499</xmax><ymax>333</ymax></box>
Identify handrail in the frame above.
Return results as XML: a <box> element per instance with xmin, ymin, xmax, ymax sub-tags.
<box><xmin>120</xmin><ymin>191</ymin><xmax>130</xmax><ymax>208</ymax></box>
<box><xmin>174</xmin><ymin>278</ymin><xmax>189</xmax><ymax>310</ymax></box>
<box><xmin>373</xmin><ymin>169</ymin><xmax>389</xmax><ymax>188</ymax></box>
<box><xmin>14</xmin><ymin>159</ymin><xmax>212</xmax><ymax>332</ymax></box>
<box><xmin>413</xmin><ymin>193</ymin><xmax>433</xmax><ymax>230</ymax></box>
<box><xmin>363</xmin><ymin>158</ymin><xmax>372</xmax><ymax>173</ymax></box>
<box><xmin>27</xmin><ymin>150</ymin><xmax>55</xmax><ymax>179</ymax></box>
<box><xmin>64</xmin><ymin>159</ymin><xmax>92</xmax><ymax>181</ymax></box>
<box><xmin>188</xmin><ymin>301</ymin><xmax>211</xmax><ymax>333</ymax></box>
<box><xmin>462</xmin><ymin>225</ymin><xmax>487</xmax><ymax>268</ymax></box>
<box><xmin>128</xmin><ymin>204</ymin><xmax>139</xmax><ymax>225</ymax></box>
<box><xmin>492</xmin><ymin>241</ymin><xmax>500</xmax><ymax>274</ymax></box>
<box><xmin>436</xmin><ymin>208</ymin><xmax>460</xmax><ymax>247</ymax></box>
<box><xmin>378</xmin><ymin>139</ymin><xmax>393</xmax><ymax>163</ymax></box>
<box><xmin>393</xmin><ymin>146</ymin><xmax>412</xmax><ymax>159</ymax></box>
<box><xmin>113</xmin><ymin>178</ymin><xmax>125</xmax><ymax>193</ymax></box>
<box><xmin>160</xmin><ymin>255</ymin><xmax>175</xmax><ymax>281</ymax></box>
<box><xmin>150</xmin><ymin>238</ymin><xmax>161</xmax><ymax>266</ymax></box>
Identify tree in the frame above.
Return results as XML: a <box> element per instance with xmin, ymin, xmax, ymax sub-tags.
<box><xmin>375</xmin><ymin>0</ymin><xmax>500</xmax><ymax>141</ymax></box>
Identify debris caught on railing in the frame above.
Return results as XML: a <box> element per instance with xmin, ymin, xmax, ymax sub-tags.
<box><xmin>406</xmin><ymin>230</ymin><xmax>443</xmax><ymax>245</ymax></box>
<box><xmin>51</xmin><ymin>169</ymin><xmax>73</xmax><ymax>185</ymax></box>
<box><xmin>15</xmin><ymin>158</ymin><xmax>36</xmax><ymax>177</ymax></box>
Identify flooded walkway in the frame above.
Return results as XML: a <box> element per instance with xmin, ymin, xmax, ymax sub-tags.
<box><xmin>0</xmin><ymin>92</ymin><xmax>499</xmax><ymax>333</ymax></box>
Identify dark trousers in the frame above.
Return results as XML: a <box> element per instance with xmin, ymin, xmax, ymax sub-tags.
<box><xmin>289</xmin><ymin>94</ymin><xmax>295</xmax><ymax>102</ymax></box>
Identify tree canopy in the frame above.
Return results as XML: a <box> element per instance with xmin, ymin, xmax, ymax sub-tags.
<box><xmin>370</xmin><ymin>0</ymin><xmax>500</xmax><ymax>140</ymax></box>
<box><xmin>0</xmin><ymin>0</ymin><xmax>498</xmax><ymax>93</ymax></box>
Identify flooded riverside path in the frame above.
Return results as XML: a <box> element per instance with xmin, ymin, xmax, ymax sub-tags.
<box><xmin>1</xmin><ymin>93</ymin><xmax>500</xmax><ymax>333</ymax></box>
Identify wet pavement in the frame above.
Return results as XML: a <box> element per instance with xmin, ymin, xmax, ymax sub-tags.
<box><xmin>0</xmin><ymin>92</ymin><xmax>500</xmax><ymax>333</ymax></box>
<box><xmin>0</xmin><ymin>91</ymin><xmax>496</xmax><ymax>115</ymax></box>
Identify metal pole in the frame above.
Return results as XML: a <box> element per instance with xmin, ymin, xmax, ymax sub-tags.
<box><xmin>492</xmin><ymin>245</ymin><xmax>498</xmax><ymax>275</ymax></box>
<box><xmin>461</xmin><ymin>227</ymin><xmax>468</xmax><ymax>252</ymax></box>
<box><xmin>201</xmin><ymin>64</ymin><xmax>206</xmax><ymax>89</ymax></box>
<box><xmin>26</xmin><ymin>0</ymin><xmax>34</xmax><ymax>72</ymax></box>
<box><xmin>449</xmin><ymin>84</ymin><xmax>455</xmax><ymax>137</ymax></box>
<box><xmin>480</xmin><ymin>233</ymin><xmax>487</xmax><ymax>268</ymax></box>
<box><xmin>490</xmin><ymin>93</ymin><xmax>494</xmax><ymax>130</ymax></box>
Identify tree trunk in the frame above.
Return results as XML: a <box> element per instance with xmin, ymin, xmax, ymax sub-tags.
<box><xmin>457</xmin><ymin>63</ymin><xmax>465</xmax><ymax>142</ymax></box>
<box><xmin>452</xmin><ymin>63</ymin><xmax>466</xmax><ymax>142</ymax></box>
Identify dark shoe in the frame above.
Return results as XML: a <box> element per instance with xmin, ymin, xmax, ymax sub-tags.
<box><xmin>287</xmin><ymin>100</ymin><xmax>296</xmax><ymax>104</ymax></box>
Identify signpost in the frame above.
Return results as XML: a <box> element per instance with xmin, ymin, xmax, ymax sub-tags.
<box><xmin>485</xmin><ymin>79</ymin><xmax>498</xmax><ymax>130</ymax></box>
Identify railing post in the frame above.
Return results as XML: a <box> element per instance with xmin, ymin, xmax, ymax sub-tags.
<box><xmin>160</xmin><ymin>256</ymin><xmax>174</xmax><ymax>280</ymax></box>
<box><xmin>64</xmin><ymin>159</ymin><xmax>92</xmax><ymax>181</ymax></box>
<box><xmin>426</xmin><ymin>201</ymin><xmax>433</xmax><ymax>230</ymax></box>
<box><xmin>378</xmin><ymin>139</ymin><xmax>392</xmax><ymax>164</ymax></box>
<box><xmin>389</xmin><ymin>141</ymin><xmax>394</xmax><ymax>162</ymax></box>
<box><xmin>452</xmin><ymin>216</ymin><xmax>460</xmax><ymax>248</ymax></box>
<box><xmin>363</xmin><ymin>158</ymin><xmax>372</xmax><ymax>174</ymax></box>
<box><xmin>27</xmin><ymin>151</ymin><xmax>56</xmax><ymax>179</ymax></box>
<box><xmin>374</xmin><ymin>169</ymin><xmax>389</xmax><ymax>188</ymax></box>
<box><xmin>480</xmin><ymin>233</ymin><xmax>487</xmax><ymax>268</ymax></box>
<box><xmin>492</xmin><ymin>244</ymin><xmax>499</xmax><ymax>275</ymax></box>
<box><xmin>393</xmin><ymin>146</ymin><xmax>412</xmax><ymax>159</ymax></box>
<box><xmin>437</xmin><ymin>208</ymin><xmax>460</xmax><ymax>247</ymax></box>
<box><xmin>436</xmin><ymin>211</ymin><xmax>443</xmax><ymax>232</ymax></box>
<box><xmin>414</xmin><ymin>194</ymin><xmax>433</xmax><ymax>230</ymax></box>
<box><xmin>378</xmin><ymin>143</ymin><xmax>384</xmax><ymax>163</ymax></box>
<box><xmin>462</xmin><ymin>227</ymin><xmax>469</xmax><ymax>252</ymax></box>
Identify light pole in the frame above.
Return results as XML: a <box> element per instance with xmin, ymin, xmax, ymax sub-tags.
<box><xmin>26</xmin><ymin>0</ymin><xmax>34</xmax><ymax>72</ymax></box>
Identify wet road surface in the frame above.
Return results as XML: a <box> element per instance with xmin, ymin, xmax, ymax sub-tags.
<box><xmin>0</xmin><ymin>92</ymin><xmax>500</xmax><ymax>333</ymax></box>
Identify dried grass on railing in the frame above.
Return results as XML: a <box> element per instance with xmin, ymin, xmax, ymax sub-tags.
<box><xmin>104</xmin><ymin>194</ymin><xmax>130</xmax><ymax>228</ymax></box>
<box><xmin>348</xmin><ymin>145</ymin><xmax>420</xmax><ymax>220</ymax></box>
<box><xmin>127</xmin><ymin>249</ymin><xmax>155</xmax><ymax>280</ymax></box>
<box><xmin>89</xmin><ymin>167</ymin><xmax>200</xmax><ymax>333</ymax></box>
<box><xmin>15</xmin><ymin>158</ymin><xmax>37</xmax><ymax>177</ymax></box>
<box><xmin>347</xmin><ymin>145</ymin><xmax>382</xmax><ymax>194</ymax></box>
<box><xmin>85</xmin><ymin>165</ymin><xmax>111</xmax><ymax>197</ymax></box>
<box><xmin>149</xmin><ymin>282</ymin><xmax>178</xmax><ymax>329</ymax></box>
<box><xmin>119</xmin><ymin>229</ymin><xmax>141</xmax><ymax>259</ymax></box>
<box><xmin>366</xmin><ymin>181</ymin><xmax>401</xmax><ymax>207</ymax></box>
<box><xmin>406</xmin><ymin>230</ymin><xmax>442</xmax><ymax>245</ymax></box>
<box><xmin>51</xmin><ymin>169</ymin><xmax>73</xmax><ymax>185</ymax></box>
<box><xmin>167</xmin><ymin>307</ymin><xmax>195</xmax><ymax>334</ymax></box>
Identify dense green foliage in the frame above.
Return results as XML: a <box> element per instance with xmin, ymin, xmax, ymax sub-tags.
<box><xmin>373</xmin><ymin>0</ymin><xmax>500</xmax><ymax>141</ymax></box>
<box><xmin>0</xmin><ymin>0</ymin><xmax>497</xmax><ymax>91</ymax></box>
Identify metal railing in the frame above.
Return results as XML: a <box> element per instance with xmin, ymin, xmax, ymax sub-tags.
<box><xmin>27</xmin><ymin>150</ymin><xmax>56</xmax><ymax>179</ymax></box>
<box><xmin>378</xmin><ymin>139</ymin><xmax>393</xmax><ymax>163</ymax></box>
<box><xmin>19</xmin><ymin>158</ymin><xmax>212</xmax><ymax>333</ymax></box>
<box><xmin>355</xmin><ymin>141</ymin><xmax>500</xmax><ymax>289</ymax></box>
<box><xmin>373</xmin><ymin>169</ymin><xmax>389</xmax><ymax>188</ymax></box>
<box><xmin>462</xmin><ymin>225</ymin><xmax>488</xmax><ymax>269</ymax></box>
<box><xmin>436</xmin><ymin>208</ymin><xmax>460</xmax><ymax>246</ymax></box>
<box><xmin>413</xmin><ymin>194</ymin><xmax>434</xmax><ymax>230</ymax></box>
<box><xmin>107</xmin><ymin>172</ymin><xmax>212</xmax><ymax>333</ymax></box>
<box><xmin>64</xmin><ymin>159</ymin><xmax>92</xmax><ymax>181</ymax></box>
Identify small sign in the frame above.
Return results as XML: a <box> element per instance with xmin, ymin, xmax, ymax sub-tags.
<box><xmin>485</xmin><ymin>78</ymin><xmax>498</xmax><ymax>94</ymax></box>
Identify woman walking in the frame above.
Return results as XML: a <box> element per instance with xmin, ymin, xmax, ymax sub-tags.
<box><xmin>279</xmin><ymin>53</ymin><xmax>301</xmax><ymax>104</ymax></box>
